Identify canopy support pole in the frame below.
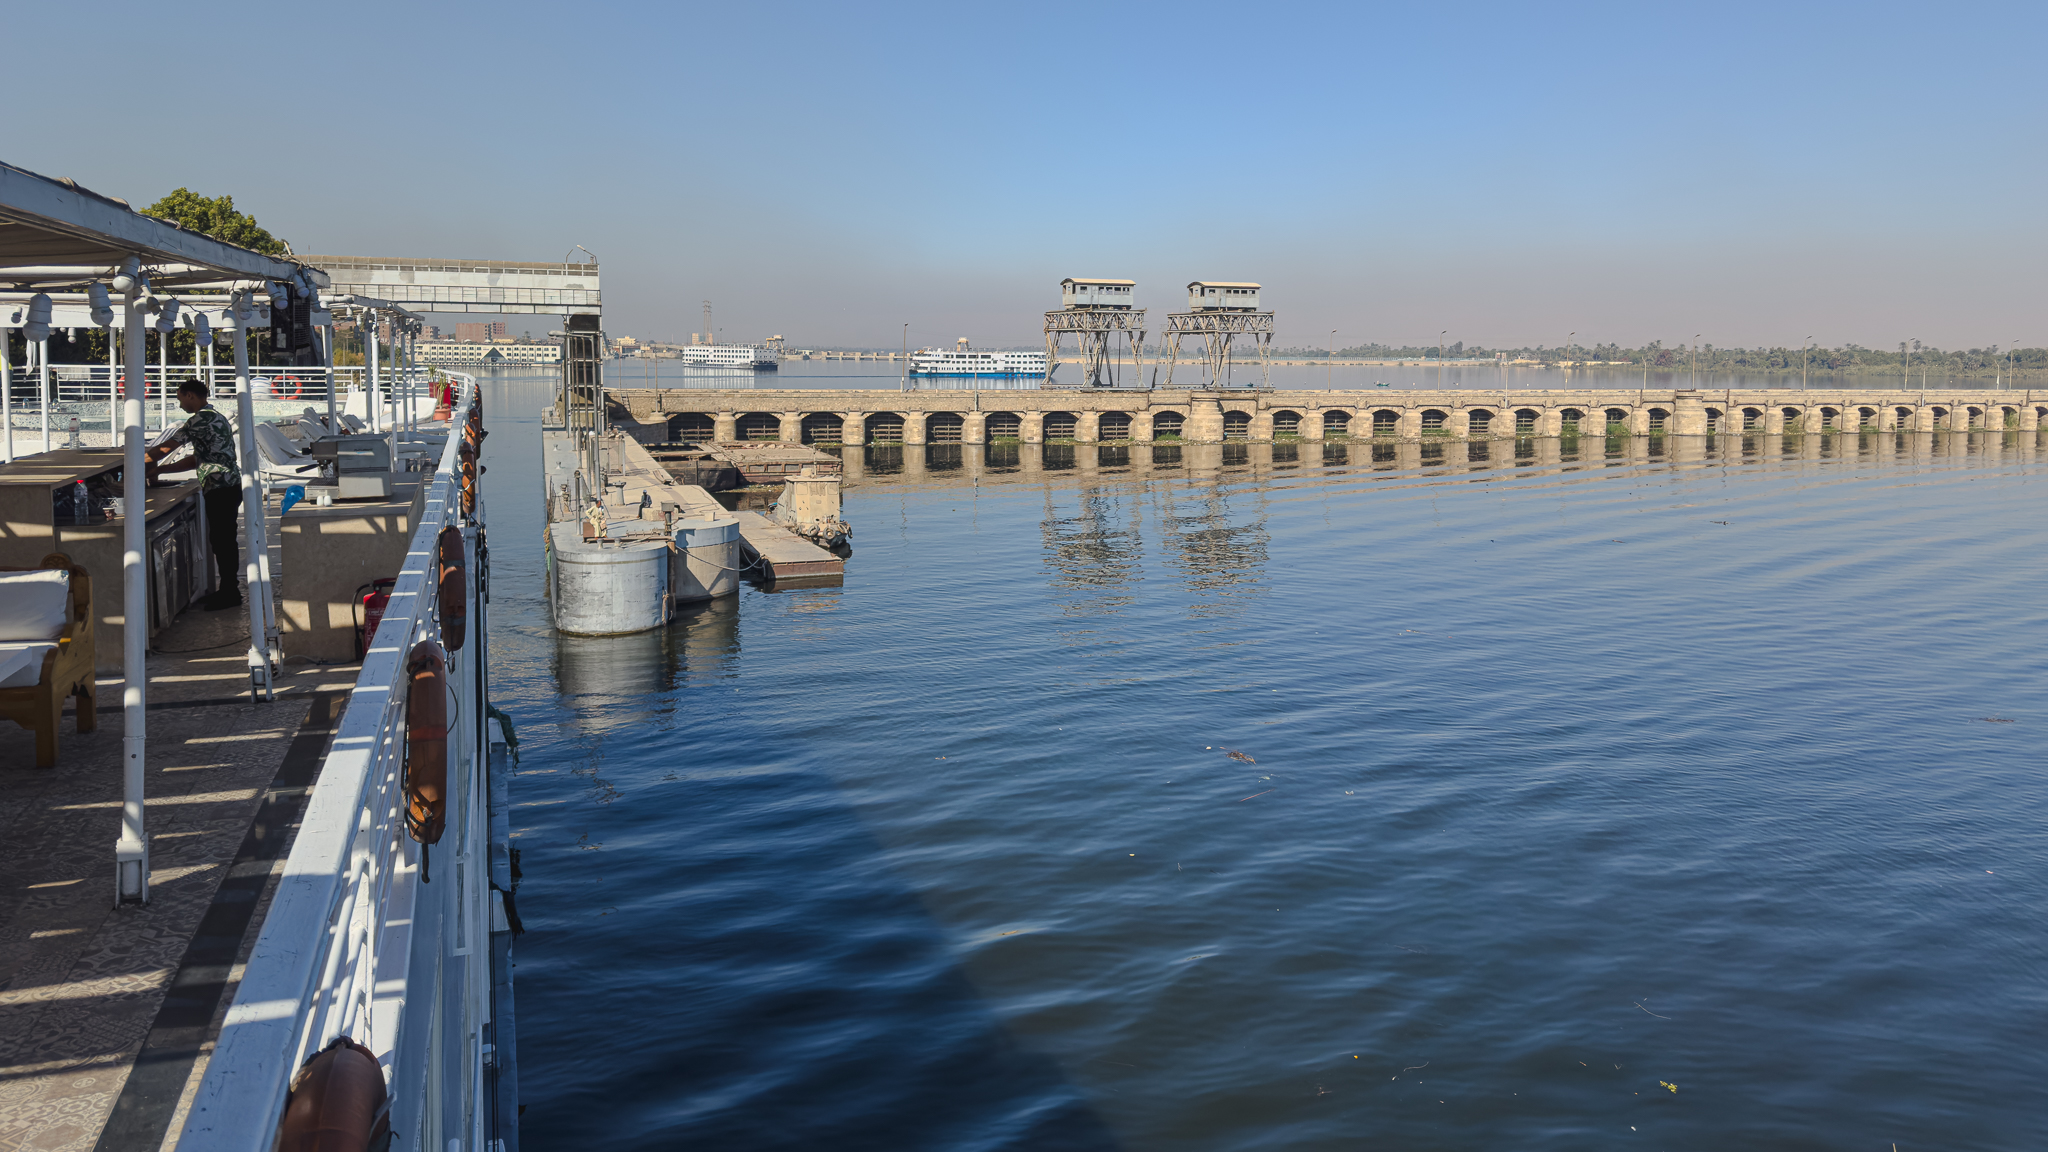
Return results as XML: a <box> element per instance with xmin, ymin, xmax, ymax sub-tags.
<box><xmin>231</xmin><ymin>294</ymin><xmax>276</xmax><ymax>703</ymax></box>
<box><xmin>116</xmin><ymin>284</ymin><xmax>149</xmax><ymax>905</ymax></box>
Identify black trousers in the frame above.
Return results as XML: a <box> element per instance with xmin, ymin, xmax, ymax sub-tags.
<box><xmin>203</xmin><ymin>486</ymin><xmax>241</xmax><ymax>593</ymax></box>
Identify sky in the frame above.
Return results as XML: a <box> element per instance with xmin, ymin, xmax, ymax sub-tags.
<box><xmin>7</xmin><ymin>1</ymin><xmax>2043</xmax><ymax>350</ymax></box>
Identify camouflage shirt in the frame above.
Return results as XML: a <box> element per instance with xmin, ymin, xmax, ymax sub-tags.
<box><xmin>166</xmin><ymin>406</ymin><xmax>239</xmax><ymax>490</ymax></box>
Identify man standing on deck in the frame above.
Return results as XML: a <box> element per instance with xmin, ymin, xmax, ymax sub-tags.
<box><xmin>145</xmin><ymin>378</ymin><xmax>243</xmax><ymax>610</ymax></box>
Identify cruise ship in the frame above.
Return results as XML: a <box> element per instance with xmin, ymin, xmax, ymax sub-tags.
<box><xmin>909</xmin><ymin>342</ymin><xmax>1048</xmax><ymax>378</ymax></box>
<box><xmin>680</xmin><ymin>343</ymin><xmax>778</xmax><ymax>369</ymax></box>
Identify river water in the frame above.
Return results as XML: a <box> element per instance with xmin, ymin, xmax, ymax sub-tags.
<box><xmin>481</xmin><ymin>371</ymin><xmax>2046</xmax><ymax>1150</ymax></box>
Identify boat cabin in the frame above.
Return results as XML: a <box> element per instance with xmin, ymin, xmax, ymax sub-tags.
<box><xmin>1060</xmin><ymin>278</ymin><xmax>1137</xmax><ymax>310</ymax></box>
<box><xmin>1186</xmin><ymin>281</ymin><xmax>1262</xmax><ymax>311</ymax></box>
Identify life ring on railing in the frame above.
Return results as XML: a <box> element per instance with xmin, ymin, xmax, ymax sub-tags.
<box><xmin>276</xmin><ymin>1035</ymin><xmax>390</xmax><ymax>1152</ymax></box>
<box><xmin>272</xmin><ymin>374</ymin><xmax>305</xmax><ymax>399</ymax></box>
<box><xmin>404</xmin><ymin>642</ymin><xmax>450</xmax><ymax>862</ymax></box>
<box><xmin>458</xmin><ymin>443</ymin><xmax>478</xmax><ymax>517</ymax></box>
<box><xmin>437</xmin><ymin>525</ymin><xmax>467</xmax><ymax>651</ymax></box>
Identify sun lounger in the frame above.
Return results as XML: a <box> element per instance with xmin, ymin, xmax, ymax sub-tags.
<box><xmin>0</xmin><ymin>554</ymin><xmax>96</xmax><ymax>768</ymax></box>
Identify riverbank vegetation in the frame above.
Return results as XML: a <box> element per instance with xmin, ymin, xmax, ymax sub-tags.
<box><xmin>1286</xmin><ymin>340</ymin><xmax>2045</xmax><ymax>378</ymax></box>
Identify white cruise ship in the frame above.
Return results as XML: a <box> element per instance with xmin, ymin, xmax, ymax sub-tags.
<box><xmin>680</xmin><ymin>343</ymin><xmax>778</xmax><ymax>369</ymax></box>
<box><xmin>909</xmin><ymin>343</ymin><xmax>1047</xmax><ymax>378</ymax></box>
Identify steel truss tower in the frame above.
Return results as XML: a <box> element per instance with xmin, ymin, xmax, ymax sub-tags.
<box><xmin>1045</xmin><ymin>308</ymin><xmax>1148</xmax><ymax>388</ymax></box>
<box><xmin>1154</xmin><ymin>311</ymin><xmax>1275</xmax><ymax>388</ymax></box>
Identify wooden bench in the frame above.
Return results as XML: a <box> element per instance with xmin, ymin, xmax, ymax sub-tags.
<box><xmin>0</xmin><ymin>553</ymin><xmax>97</xmax><ymax>768</ymax></box>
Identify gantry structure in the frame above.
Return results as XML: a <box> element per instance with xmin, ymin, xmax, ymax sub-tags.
<box><xmin>1045</xmin><ymin>277</ymin><xmax>1146</xmax><ymax>388</ymax></box>
<box><xmin>1155</xmin><ymin>281</ymin><xmax>1273</xmax><ymax>389</ymax></box>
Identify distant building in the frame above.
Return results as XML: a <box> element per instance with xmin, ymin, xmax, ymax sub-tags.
<box><xmin>455</xmin><ymin>321</ymin><xmax>509</xmax><ymax>343</ymax></box>
<box><xmin>418</xmin><ymin>341</ymin><xmax>561</xmax><ymax>366</ymax></box>
<box><xmin>1060</xmin><ymin>278</ymin><xmax>1137</xmax><ymax>309</ymax></box>
<box><xmin>1186</xmin><ymin>281</ymin><xmax>1261</xmax><ymax>312</ymax></box>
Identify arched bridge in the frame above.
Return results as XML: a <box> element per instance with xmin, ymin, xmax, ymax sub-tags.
<box><xmin>607</xmin><ymin>387</ymin><xmax>2047</xmax><ymax>446</ymax></box>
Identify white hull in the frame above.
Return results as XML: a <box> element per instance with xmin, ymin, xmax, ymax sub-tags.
<box><xmin>680</xmin><ymin>345</ymin><xmax>778</xmax><ymax>369</ymax></box>
<box><xmin>909</xmin><ymin>349</ymin><xmax>1047</xmax><ymax>377</ymax></box>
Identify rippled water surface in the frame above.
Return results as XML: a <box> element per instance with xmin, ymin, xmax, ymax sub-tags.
<box><xmin>483</xmin><ymin>376</ymin><xmax>2047</xmax><ymax>1150</ymax></box>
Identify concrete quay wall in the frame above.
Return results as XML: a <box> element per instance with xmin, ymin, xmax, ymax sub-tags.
<box><xmin>610</xmin><ymin>387</ymin><xmax>2048</xmax><ymax>443</ymax></box>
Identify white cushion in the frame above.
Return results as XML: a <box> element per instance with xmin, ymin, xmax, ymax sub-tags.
<box><xmin>0</xmin><ymin>641</ymin><xmax>58</xmax><ymax>688</ymax></box>
<box><xmin>0</xmin><ymin>570</ymin><xmax>70</xmax><ymax>642</ymax></box>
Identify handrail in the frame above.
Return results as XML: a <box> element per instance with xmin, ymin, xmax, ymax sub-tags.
<box><xmin>175</xmin><ymin>374</ymin><xmax>491</xmax><ymax>1151</ymax></box>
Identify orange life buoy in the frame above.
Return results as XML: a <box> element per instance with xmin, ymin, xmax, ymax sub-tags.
<box><xmin>404</xmin><ymin>642</ymin><xmax>449</xmax><ymax>859</ymax></box>
<box><xmin>437</xmin><ymin>526</ymin><xmax>467</xmax><ymax>651</ymax></box>
<box><xmin>275</xmin><ymin>1035</ymin><xmax>390</xmax><ymax>1152</ymax></box>
<box><xmin>273</xmin><ymin>374</ymin><xmax>305</xmax><ymax>399</ymax></box>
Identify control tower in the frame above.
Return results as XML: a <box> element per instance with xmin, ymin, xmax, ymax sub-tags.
<box><xmin>1045</xmin><ymin>277</ymin><xmax>1147</xmax><ymax>388</ymax></box>
<box><xmin>1156</xmin><ymin>281</ymin><xmax>1274</xmax><ymax>388</ymax></box>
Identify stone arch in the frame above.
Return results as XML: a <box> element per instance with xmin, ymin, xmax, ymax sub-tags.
<box><xmin>737</xmin><ymin>412</ymin><xmax>782</xmax><ymax>441</ymax></box>
<box><xmin>1322</xmin><ymin>410</ymin><xmax>1352</xmax><ymax>439</ymax></box>
<box><xmin>1647</xmin><ymin>407</ymin><xmax>1670</xmax><ymax>433</ymax></box>
<box><xmin>1466</xmin><ymin>408</ymin><xmax>1494</xmax><ymax>435</ymax></box>
<box><xmin>864</xmin><ymin>412</ymin><xmax>905</xmax><ymax>444</ymax></box>
<box><xmin>926</xmin><ymin>412</ymin><xmax>964</xmax><ymax>443</ymax></box>
<box><xmin>2000</xmin><ymin>405</ymin><xmax>2019</xmax><ymax>429</ymax></box>
<box><xmin>1151</xmin><ymin>410</ymin><xmax>1186</xmax><ymax>440</ymax></box>
<box><xmin>1271</xmin><ymin>409</ymin><xmax>1302</xmax><ymax>437</ymax></box>
<box><xmin>1741</xmin><ymin>407</ymin><xmax>1763</xmax><ymax>431</ymax></box>
<box><xmin>1371</xmin><ymin>409</ymin><xmax>1400</xmax><ymax>436</ymax></box>
<box><xmin>1561</xmin><ymin>408</ymin><xmax>1585</xmax><ymax>434</ymax></box>
<box><xmin>1931</xmin><ymin>405</ymin><xmax>1949</xmax><ymax>429</ymax></box>
<box><xmin>1042</xmin><ymin>411</ymin><xmax>1078</xmax><ymax>441</ymax></box>
<box><xmin>1894</xmin><ymin>405</ymin><xmax>1914</xmax><ymax>429</ymax></box>
<box><xmin>1965</xmin><ymin>405</ymin><xmax>1985</xmax><ymax>429</ymax></box>
<box><xmin>1856</xmin><ymin>406</ymin><xmax>1877</xmax><ymax>430</ymax></box>
<box><xmin>1513</xmin><ymin>408</ymin><xmax>1539</xmax><ymax>435</ymax></box>
<box><xmin>1780</xmin><ymin>405</ymin><xmax>1803</xmax><ymax>431</ymax></box>
<box><xmin>1603</xmin><ymin>407</ymin><xmax>1629</xmax><ymax>432</ymax></box>
<box><xmin>1098</xmin><ymin>411</ymin><xmax>1133</xmax><ymax>441</ymax></box>
<box><xmin>1420</xmin><ymin>408</ymin><xmax>1448</xmax><ymax>434</ymax></box>
<box><xmin>800</xmin><ymin>413</ymin><xmax>843</xmax><ymax>444</ymax></box>
<box><xmin>985</xmin><ymin>411</ymin><xmax>1022</xmax><ymax>441</ymax></box>
<box><xmin>669</xmin><ymin>412</ymin><xmax>715</xmax><ymax>441</ymax></box>
<box><xmin>1819</xmin><ymin>406</ymin><xmax>1840</xmax><ymax>431</ymax></box>
<box><xmin>1222</xmin><ymin>410</ymin><xmax>1252</xmax><ymax>440</ymax></box>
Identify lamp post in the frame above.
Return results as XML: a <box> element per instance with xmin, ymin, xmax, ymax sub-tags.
<box><xmin>900</xmin><ymin>322</ymin><xmax>908</xmax><ymax>391</ymax></box>
<box><xmin>1803</xmin><ymin>336</ymin><xmax>1813</xmax><ymax>389</ymax></box>
<box><xmin>1438</xmin><ymin>329</ymin><xmax>1446</xmax><ymax>389</ymax></box>
<box><xmin>1566</xmin><ymin>331</ymin><xmax>1575</xmax><ymax>371</ymax></box>
<box><xmin>1328</xmin><ymin>329</ymin><xmax>1336</xmax><ymax>389</ymax></box>
<box><xmin>1690</xmin><ymin>334</ymin><xmax>1700</xmax><ymax>390</ymax></box>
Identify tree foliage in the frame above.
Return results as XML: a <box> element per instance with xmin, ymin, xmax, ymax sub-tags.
<box><xmin>141</xmin><ymin>188</ymin><xmax>288</xmax><ymax>255</ymax></box>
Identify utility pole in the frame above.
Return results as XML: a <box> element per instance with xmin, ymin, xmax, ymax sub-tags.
<box><xmin>1328</xmin><ymin>329</ymin><xmax>1336</xmax><ymax>389</ymax></box>
<box><xmin>1567</xmin><ymin>331</ymin><xmax>1575</xmax><ymax>371</ymax></box>
<box><xmin>1438</xmin><ymin>329</ymin><xmax>1446</xmax><ymax>389</ymax></box>
<box><xmin>1803</xmin><ymin>336</ymin><xmax>1813</xmax><ymax>388</ymax></box>
<box><xmin>1691</xmin><ymin>334</ymin><xmax>1700</xmax><ymax>390</ymax></box>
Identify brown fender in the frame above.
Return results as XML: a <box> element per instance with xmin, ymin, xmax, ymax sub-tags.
<box><xmin>437</xmin><ymin>526</ymin><xmax>467</xmax><ymax>651</ymax></box>
<box><xmin>458</xmin><ymin>438</ymin><xmax>477</xmax><ymax>510</ymax></box>
<box><xmin>275</xmin><ymin>1035</ymin><xmax>391</xmax><ymax>1152</ymax></box>
<box><xmin>404</xmin><ymin>642</ymin><xmax>449</xmax><ymax>847</ymax></box>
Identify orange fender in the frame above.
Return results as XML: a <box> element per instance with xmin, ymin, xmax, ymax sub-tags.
<box><xmin>437</xmin><ymin>526</ymin><xmax>468</xmax><ymax>651</ymax></box>
<box><xmin>404</xmin><ymin>642</ymin><xmax>449</xmax><ymax>850</ymax></box>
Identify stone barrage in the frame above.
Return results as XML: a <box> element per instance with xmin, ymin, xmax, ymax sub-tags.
<box><xmin>609</xmin><ymin>388</ymin><xmax>2048</xmax><ymax>445</ymax></box>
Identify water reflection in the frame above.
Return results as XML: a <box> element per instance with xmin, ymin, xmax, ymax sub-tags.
<box><xmin>1039</xmin><ymin>489</ymin><xmax>1144</xmax><ymax>618</ymax></box>
<box><xmin>825</xmin><ymin>430</ymin><xmax>2048</xmax><ymax>509</ymax></box>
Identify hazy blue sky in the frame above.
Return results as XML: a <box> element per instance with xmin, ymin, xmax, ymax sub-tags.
<box><xmin>8</xmin><ymin>1</ymin><xmax>2042</xmax><ymax>350</ymax></box>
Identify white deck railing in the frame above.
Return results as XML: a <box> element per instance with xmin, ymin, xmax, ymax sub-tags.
<box><xmin>1</xmin><ymin>365</ymin><xmax>450</xmax><ymax>438</ymax></box>
<box><xmin>176</xmin><ymin>375</ymin><xmax>502</xmax><ymax>1152</ymax></box>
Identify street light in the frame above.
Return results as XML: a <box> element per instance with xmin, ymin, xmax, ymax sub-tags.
<box><xmin>1566</xmin><ymin>331</ymin><xmax>1575</xmax><ymax>371</ymax></box>
<box><xmin>1439</xmin><ymin>329</ymin><xmax>1447</xmax><ymax>389</ymax></box>
<box><xmin>1690</xmin><ymin>334</ymin><xmax>1700</xmax><ymax>390</ymax></box>
<box><xmin>1803</xmin><ymin>336</ymin><xmax>1813</xmax><ymax>389</ymax></box>
<box><xmin>1329</xmin><ymin>329</ymin><xmax>1337</xmax><ymax>389</ymax></box>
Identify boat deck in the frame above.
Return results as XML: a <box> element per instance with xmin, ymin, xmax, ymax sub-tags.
<box><xmin>0</xmin><ymin>603</ymin><xmax>356</xmax><ymax>1152</ymax></box>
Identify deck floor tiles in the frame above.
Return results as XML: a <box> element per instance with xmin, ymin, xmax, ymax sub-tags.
<box><xmin>0</xmin><ymin>600</ymin><xmax>352</xmax><ymax>1152</ymax></box>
